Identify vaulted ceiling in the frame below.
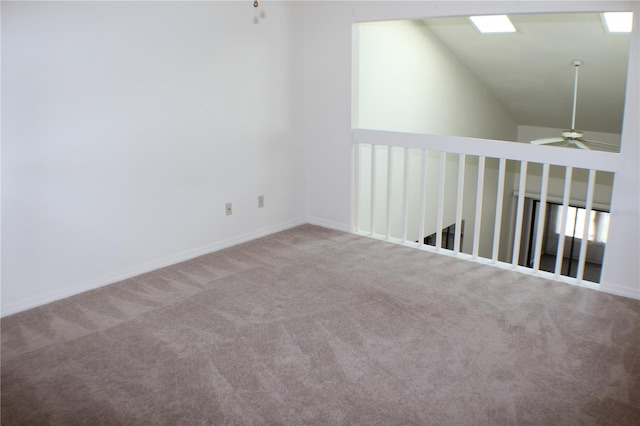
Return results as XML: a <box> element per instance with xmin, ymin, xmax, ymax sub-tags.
<box><xmin>421</xmin><ymin>12</ymin><xmax>631</xmax><ymax>135</ymax></box>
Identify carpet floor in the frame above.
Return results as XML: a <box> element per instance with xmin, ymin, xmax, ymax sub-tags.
<box><xmin>2</xmin><ymin>224</ymin><xmax>639</xmax><ymax>425</ymax></box>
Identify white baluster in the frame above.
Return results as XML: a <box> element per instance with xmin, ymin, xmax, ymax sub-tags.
<box><xmin>386</xmin><ymin>146</ymin><xmax>393</xmax><ymax>239</ymax></box>
<box><xmin>555</xmin><ymin>167</ymin><xmax>573</xmax><ymax>277</ymax></box>
<box><xmin>576</xmin><ymin>169</ymin><xmax>597</xmax><ymax>283</ymax></box>
<box><xmin>370</xmin><ymin>144</ymin><xmax>376</xmax><ymax>236</ymax></box>
<box><xmin>512</xmin><ymin>161</ymin><xmax>528</xmax><ymax>267</ymax></box>
<box><xmin>436</xmin><ymin>152</ymin><xmax>446</xmax><ymax>251</ymax></box>
<box><xmin>492</xmin><ymin>158</ymin><xmax>506</xmax><ymax>262</ymax></box>
<box><xmin>418</xmin><ymin>149</ymin><xmax>427</xmax><ymax>247</ymax></box>
<box><xmin>454</xmin><ymin>154</ymin><xmax>465</xmax><ymax>254</ymax></box>
<box><xmin>402</xmin><ymin>148</ymin><xmax>410</xmax><ymax>243</ymax></box>
<box><xmin>353</xmin><ymin>142</ymin><xmax>361</xmax><ymax>232</ymax></box>
<box><xmin>472</xmin><ymin>156</ymin><xmax>486</xmax><ymax>259</ymax></box>
<box><xmin>533</xmin><ymin>163</ymin><xmax>550</xmax><ymax>272</ymax></box>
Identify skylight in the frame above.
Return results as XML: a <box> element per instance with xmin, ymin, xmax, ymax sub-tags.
<box><xmin>602</xmin><ymin>12</ymin><xmax>633</xmax><ymax>33</ymax></box>
<box><xmin>469</xmin><ymin>15</ymin><xmax>516</xmax><ymax>34</ymax></box>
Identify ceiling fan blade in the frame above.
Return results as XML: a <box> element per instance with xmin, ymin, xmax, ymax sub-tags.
<box><xmin>573</xmin><ymin>140</ymin><xmax>591</xmax><ymax>150</ymax></box>
<box><xmin>582</xmin><ymin>139</ymin><xmax>618</xmax><ymax>147</ymax></box>
<box><xmin>582</xmin><ymin>139</ymin><xmax>619</xmax><ymax>151</ymax></box>
<box><xmin>530</xmin><ymin>137</ymin><xmax>564</xmax><ymax>145</ymax></box>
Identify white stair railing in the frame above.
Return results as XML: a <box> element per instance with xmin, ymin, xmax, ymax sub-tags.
<box><xmin>353</xmin><ymin>129</ymin><xmax>620</xmax><ymax>287</ymax></box>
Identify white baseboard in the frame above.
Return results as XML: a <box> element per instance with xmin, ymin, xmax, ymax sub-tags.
<box><xmin>305</xmin><ymin>216</ymin><xmax>352</xmax><ymax>233</ymax></box>
<box><xmin>1</xmin><ymin>218</ymin><xmax>306</xmax><ymax>317</ymax></box>
<box><xmin>599</xmin><ymin>282</ymin><xmax>640</xmax><ymax>301</ymax></box>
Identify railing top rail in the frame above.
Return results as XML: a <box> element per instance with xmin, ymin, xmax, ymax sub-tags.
<box><xmin>352</xmin><ymin>129</ymin><xmax>620</xmax><ymax>173</ymax></box>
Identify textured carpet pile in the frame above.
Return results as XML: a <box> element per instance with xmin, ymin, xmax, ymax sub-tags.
<box><xmin>2</xmin><ymin>225</ymin><xmax>639</xmax><ymax>424</ymax></box>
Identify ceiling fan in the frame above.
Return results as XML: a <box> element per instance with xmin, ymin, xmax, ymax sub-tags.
<box><xmin>530</xmin><ymin>59</ymin><xmax>617</xmax><ymax>151</ymax></box>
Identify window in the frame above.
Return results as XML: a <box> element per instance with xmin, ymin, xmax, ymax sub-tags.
<box><xmin>553</xmin><ymin>206</ymin><xmax>609</xmax><ymax>243</ymax></box>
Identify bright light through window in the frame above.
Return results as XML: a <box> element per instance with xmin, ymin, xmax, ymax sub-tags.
<box><xmin>554</xmin><ymin>206</ymin><xmax>610</xmax><ymax>243</ymax></box>
<box><xmin>603</xmin><ymin>12</ymin><xmax>633</xmax><ymax>33</ymax></box>
<box><xmin>469</xmin><ymin>15</ymin><xmax>517</xmax><ymax>33</ymax></box>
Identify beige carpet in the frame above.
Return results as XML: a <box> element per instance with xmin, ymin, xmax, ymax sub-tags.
<box><xmin>2</xmin><ymin>224</ymin><xmax>639</xmax><ymax>425</ymax></box>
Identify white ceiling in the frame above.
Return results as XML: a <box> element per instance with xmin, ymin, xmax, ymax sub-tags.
<box><xmin>421</xmin><ymin>12</ymin><xmax>631</xmax><ymax>135</ymax></box>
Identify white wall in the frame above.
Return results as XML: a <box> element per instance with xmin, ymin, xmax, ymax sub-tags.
<box><xmin>357</xmin><ymin>20</ymin><xmax>517</xmax><ymax>140</ymax></box>
<box><xmin>304</xmin><ymin>1</ymin><xmax>639</xmax><ymax>299</ymax></box>
<box><xmin>304</xmin><ymin>2</ymin><xmax>354</xmax><ymax>231</ymax></box>
<box><xmin>1</xmin><ymin>2</ymin><xmax>307</xmax><ymax>315</ymax></box>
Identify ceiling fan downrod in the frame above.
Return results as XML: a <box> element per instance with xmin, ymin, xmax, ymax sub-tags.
<box><xmin>569</xmin><ymin>59</ymin><xmax>582</xmax><ymax>133</ymax></box>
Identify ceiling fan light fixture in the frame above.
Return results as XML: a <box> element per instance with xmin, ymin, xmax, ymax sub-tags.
<box><xmin>602</xmin><ymin>12</ymin><xmax>633</xmax><ymax>33</ymax></box>
<box><xmin>469</xmin><ymin>15</ymin><xmax>516</xmax><ymax>34</ymax></box>
<box><xmin>562</xmin><ymin>130</ymin><xmax>583</xmax><ymax>139</ymax></box>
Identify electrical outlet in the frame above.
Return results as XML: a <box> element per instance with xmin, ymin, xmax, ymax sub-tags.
<box><xmin>258</xmin><ymin>195</ymin><xmax>264</xmax><ymax>208</ymax></box>
<box><xmin>225</xmin><ymin>202</ymin><xmax>232</xmax><ymax>216</ymax></box>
